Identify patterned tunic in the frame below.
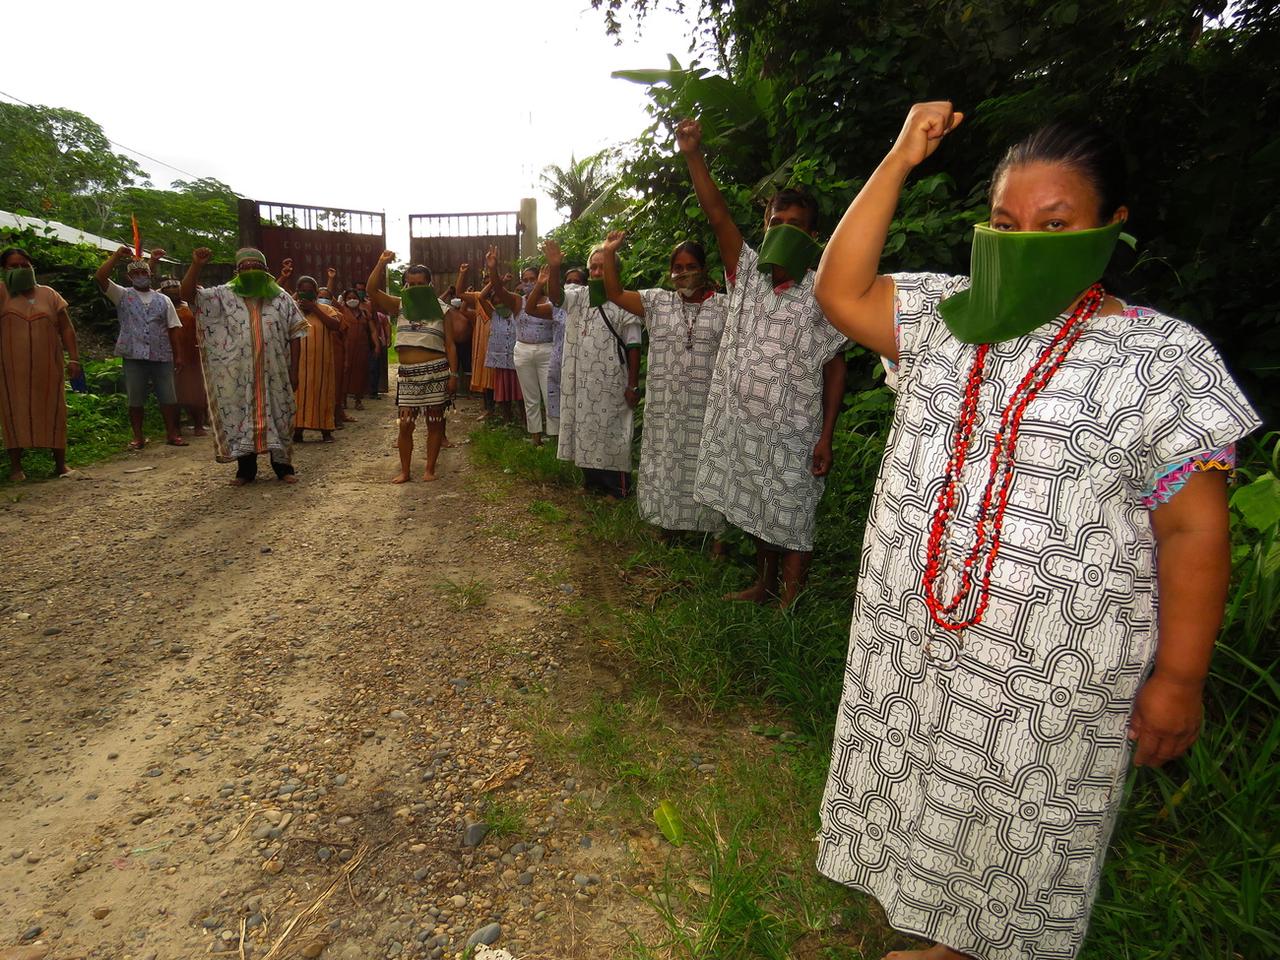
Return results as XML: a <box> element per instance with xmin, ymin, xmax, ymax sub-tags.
<box><xmin>817</xmin><ymin>273</ymin><xmax>1261</xmax><ymax>960</ymax></box>
<box><xmin>547</xmin><ymin>306</ymin><xmax>567</xmax><ymax>420</ymax></box>
<box><xmin>194</xmin><ymin>285</ymin><xmax>308</xmax><ymax>463</ymax></box>
<box><xmin>556</xmin><ymin>285</ymin><xmax>642</xmax><ymax>472</ymax></box>
<box><xmin>694</xmin><ymin>243</ymin><xmax>847</xmax><ymax>550</ymax></box>
<box><xmin>484</xmin><ymin>309</ymin><xmax>518</xmax><ymax>370</ymax></box>
<box><xmin>637</xmin><ymin>289</ymin><xmax>728</xmax><ymax>533</ymax></box>
<box><xmin>106</xmin><ymin>281</ymin><xmax>180</xmax><ymax>361</ymax></box>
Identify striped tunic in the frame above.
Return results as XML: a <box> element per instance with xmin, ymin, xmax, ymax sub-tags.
<box><xmin>0</xmin><ymin>284</ymin><xmax>70</xmax><ymax>450</ymax></box>
<box><xmin>294</xmin><ymin>305</ymin><xmax>338</xmax><ymax>431</ymax></box>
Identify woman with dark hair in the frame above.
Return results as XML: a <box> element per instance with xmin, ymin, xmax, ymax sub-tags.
<box><xmin>337</xmin><ymin>287</ymin><xmax>375</xmax><ymax>410</ymax></box>
<box><xmin>0</xmin><ymin>248</ymin><xmax>81</xmax><ymax>480</ymax></box>
<box><xmin>599</xmin><ymin>230</ymin><xmax>728</xmax><ymax>542</ymax></box>
<box><xmin>482</xmin><ymin>264</ymin><xmax>524</xmax><ymax>425</ymax></box>
<box><xmin>812</xmin><ymin>103</ymin><xmax>1260</xmax><ymax>960</ymax></box>
<box><xmin>366</xmin><ymin>251</ymin><xmax>461</xmax><ymax>482</ymax></box>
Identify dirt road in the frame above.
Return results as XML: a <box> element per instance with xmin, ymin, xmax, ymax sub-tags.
<box><xmin>0</xmin><ymin>395</ymin><xmax>653</xmax><ymax>960</ymax></box>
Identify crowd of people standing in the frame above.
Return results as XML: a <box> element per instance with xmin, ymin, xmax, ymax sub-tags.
<box><xmin>0</xmin><ymin>100</ymin><xmax>1266</xmax><ymax>960</ymax></box>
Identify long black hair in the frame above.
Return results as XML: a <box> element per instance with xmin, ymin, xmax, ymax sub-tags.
<box><xmin>991</xmin><ymin>121</ymin><xmax>1128</xmax><ymax>221</ymax></box>
<box><xmin>1</xmin><ymin>247</ymin><xmax>33</xmax><ymax>268</ymax></box>
<box><xmin>668</xmin><ymin>240</ymin><xmax>707</xmax><ymax>273</ymax></box>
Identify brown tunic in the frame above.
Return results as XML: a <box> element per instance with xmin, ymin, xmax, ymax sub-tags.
<box><xmin>344</xmin><ymin>308</ymin><xmax>373</xmax><ymax>397</ymax></box>
<box><xmin>0</xmin><ymin>284</ymin><xmax>70</xmax><ymax>450</ymax></box>
<box><xmin>293</xmin><ymin>304</ymin><xmax>338</xmax><ymax>431</ymax></box>
<box><xmin>470</xmin><ymin>298</ymin><xmax>495</xmax><ymax>392</ymax></box>
<box><xmin>332</xmin><ymin>311</ymin><xmax>348</xmax><ymax>410</ymax></box>
<box><xmin>173</xmin><ymin>302</ymin><xmax>207</xmax><ymax>408</ymax></box>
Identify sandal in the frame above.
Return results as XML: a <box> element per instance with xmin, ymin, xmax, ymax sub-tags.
<box><xmin>127</xmin><ymin>439</ymin><xmax>147</xmax><ymax>450</ymax></box>
<box><xmin>166</xmin><ymin>437</ymin><xmax>189</xmax><ymax>447</ymax></box>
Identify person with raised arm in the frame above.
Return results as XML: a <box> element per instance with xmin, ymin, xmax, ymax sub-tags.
<box><xmin>159</xmin><ymin>276</ymin><xmax>207</xmax><ymax>436</ymax></box>
<box><xmin>290</xmin><ymin>274</ymin><xmax>342</xmax><ymax>443</ymax></box>
<box><xmin>498</xmin><ymin>249</ymin><xmax>560</xmax><ymax>447</ymax></box>
<box><xmin>459</xmin><ymin>259</ymin><xmax>498</xmax><ymax>418</ymax></box>
<box><xmin>481</xmin><ymin>253</ymin><xmax>524</xmax><ymax>425</ymax></box>
<box><xmin>543</xmin><ymin>238</ymin><xmax>642</xmax><ymax>499</ymax></box>
<box><xmin>0</xmin><ymin>247</ymin><xmax>81</xmax><ymax>480</ymax></box>
<box><xmin>677</xmin><ymin>118</ymin><xmax>848</xmax><ymax>607</ymax></box>
<box><xmin>365</xmin><ymin>250</ymin><xmax>460</xmax><ymax>483</ymax></box>
<box><xmin>337</xmin><ymin>286</ymin><xmax>375</xmax><ymax>410</ymax></box>
<box><xmin>95</xmin><ymin>244</ymin><xmax>187</xmax><ymax>449</ymax></box>
<box><xmin>179</xmin><ymin>247</ymin><xmax>306</xmax><ymax>485</ymax></box>
<box><xmin>599</xmin><ymin>229</ymin><xmax>727</xmax><ymax>545</ymax></box>
<box><xmin>812</xmin><ymin>102</ymin><xmax>1261</xmax><ymax>960</ymax></box>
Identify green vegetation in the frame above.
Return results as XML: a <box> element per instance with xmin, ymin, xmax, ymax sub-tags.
<box><xmin>473</xmin><ymin>422</ymin><xmax>1279</xmax><ymax>959</ymax></box>
<box><xmin>440</xmin><ymin>578</ymin><xmax>492</xmax><ymax>611</ymax></box>
<box><xmin>480</xmin><ymin>795</ymin><xmax>530</xmax><ymax>840</ymax></box>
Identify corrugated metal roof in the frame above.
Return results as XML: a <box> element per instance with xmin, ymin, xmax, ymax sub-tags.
<box><xmin>0</xmin><ymin>209</ymin><xmax>127</xmax><ymax>254</ymax></box>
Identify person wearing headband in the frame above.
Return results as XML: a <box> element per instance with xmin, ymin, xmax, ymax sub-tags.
<box><xmin>159</xmin><ymin>277</ymin><xmax>208</xmax><ymax>437</ymax></box>
<box><xmin>541</xmin><ymin>239</ymin><xmax>642</xmax><ymax>500</ymax></box>
<box><xmin>365</xmin><ymin>251</ymin><xmax>462</xmax><ymax>483</ymax></box>
<box><xmin>179</xmin><ymin>246</ymin><xmax>307</xmax><ymax>485</ymax></box>
<box><xmin>677</xmin><ymin>117</ymin><xmax>848</xmax><ymax>607</ymax></box>
<box><xmin>811</xmin><ymin>103</ymin><xmax>1261</xmax><ymax>960</ymax></box>
<box><xmin>290</xmin><ymin>275</ymin><xmax>343</xmax><ymax>443</ymax></box>
<box><xmin>0</xmin><ymin>248</ymin><xmax>81</xmax><ymax>480</ymax></box>
<box><xmin>598</xmin><ymin>229</ymin><xmax>728</xmax><ymax>547</ymax></box>
<box><xmin>95</xmin><ymin>245</ymin><xmax>187</xmax><ymax>450</ymax></box>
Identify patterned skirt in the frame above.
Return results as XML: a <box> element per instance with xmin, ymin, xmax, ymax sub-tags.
<box><xmin>396</xmin><ymin>359</ymin><xmax>451</xmax><ymax>409</ymax></box>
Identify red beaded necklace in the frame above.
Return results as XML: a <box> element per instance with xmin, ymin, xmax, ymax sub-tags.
<box><xmin>922</xmin><ymin>283</ymin><xmax>1105</xmax><ymax>632</ymax></box>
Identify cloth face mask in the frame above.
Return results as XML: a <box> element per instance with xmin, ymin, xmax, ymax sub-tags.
<box><xmin>227</xmin><ymin>269</ymin><xmax>282</xmax><ymax>300</ymax></box>
<box><xmin>671</xmin><ymin>269</ymin><xmax>707</xmax><ymax>294</ymax></box>
<box><xmin>400</xmin><ymin>285</ymin><xmax>444</xmax><ymax>322</ymax></box>
<box><xmin>939</xmin><ymin>221</ymin><xmax>1125</xmax><ymax>344</ymax></box>
<box><xmin>130</xmin><ymin>275</ymin><xmax>152</xmax><ymax>290</ymax></box>
<box><xmin>4</xmin><ymin>267</ymin><xmax>36</xmax><ymax>293</ymax></box>
<box><xmin>757</xmin><ymin>224</ymin><xmax>822</xmax><ymax>283</ymax></box>
<box><xmin>589</xmin><ymin>278</ymin><xmax>607</xmax><ymax>308</ymax></box>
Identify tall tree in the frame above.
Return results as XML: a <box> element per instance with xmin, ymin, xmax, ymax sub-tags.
<box><xmin>0</xmin><ymin>101</ymin><xmax>144</xmax><ymax>232</ymax></box>
<box><xmin>540</xmin><ymin>151</ymin><xmax>613</xmax><ymax>220</ymax></box>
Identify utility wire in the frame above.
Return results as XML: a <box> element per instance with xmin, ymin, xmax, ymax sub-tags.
<box><xmin>0</xmin><ymin>87</ymin><xmax>208</xmax><ymax>184</ymax></box>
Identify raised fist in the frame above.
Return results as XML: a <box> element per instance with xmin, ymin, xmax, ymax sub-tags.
<box><xmin>889</xmin><ymin>102</ymin><xmax>965</xmax><ymax>169</ymax></box>
<box><xmin>675</xmin><ymin>118</ymin><xmax>702</xmax><ymax>154</ymax></box>
<box><xmin>603</xmin><ymin>230</ymin><xmax>626</xmax><ymax>253</ymax></box>
<box><xmin>150</xmin><ymin>247</ymin><xmax>166</xmax><ymax>262</ymax></box>
<box><xmin>192</xmin><ymin>247</ymin><xmax>214</xmax><ymax>265</ymax></box>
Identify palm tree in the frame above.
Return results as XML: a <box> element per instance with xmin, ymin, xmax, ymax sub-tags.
<box><xmin>540</xmin><ymin>151</ymin><xmax>612</xmax><ymax>220</ymax></box>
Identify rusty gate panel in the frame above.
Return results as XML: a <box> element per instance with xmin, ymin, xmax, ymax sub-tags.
<box><xmin>238</xmin><ymin>199</ymin><xmax>386</xmax><ymax>293</ymax></box>
<box><xmin>408</xmin><ymin>212</ymin><xmax>522</xmax><ymax>293</ymax></box>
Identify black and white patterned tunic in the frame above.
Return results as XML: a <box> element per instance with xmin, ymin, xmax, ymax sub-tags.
<box><xmin>637</xmin><ymin>288</ymin><xmax>729</xmax><ymax>533</ymax></box>
<box><xmin>556</xmin><ymin>285</ymin><xmax>643</xmax><ymax>472</ymax></box>
<box><xmin>694</xmin><ymin>243</ymin><xmax>848</xmax><ymax>551</ymax></box>
<box><xmin>817</xmin><ymin>273</ymin><xmax>1261</xmax><ymax>960</ymax></box>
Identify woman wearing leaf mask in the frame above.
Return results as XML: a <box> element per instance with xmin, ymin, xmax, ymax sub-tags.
<box><xmin>599</xmin><ymin>230</ymin><xmax>728</xmax><ymax>545</ymax></box>
<box><xmin>812</xmin><ymin>102</ymin><xmax>1261</xmax><ymax>960</ymax></box>
<box><xmin>366</xmin><ymin>251</ymin><xmax>461</xmax><ymax>483</ymax></box>
<box><xmin>0</xmin><ymin>248</ymin><xmax>81</xmax><ymax>480</ymax></box>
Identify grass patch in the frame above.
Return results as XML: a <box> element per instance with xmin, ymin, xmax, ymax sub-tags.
<box><xmin>469</xmin><ymin>422</ymin><xmax>581</xmax><ymax>487</ymax></box>
<box><xmin>530</xmin><ymin>498</ymin><xmax>568</xmax><ymax>524</ymax></box>
<box><xmin>440</xmin><ymin>578</ymin><xmax>490</xmax><ymax>611</ymax></box>
<box><xmin>481</xmin><ymin>795</ymin><xmax>529</xmax><ymax>840</ymax></box>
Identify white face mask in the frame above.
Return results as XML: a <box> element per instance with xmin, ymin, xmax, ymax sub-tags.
<box><xmin>345</xmin><ymin>298</ymin><xmax>359</xmax><ymax>308</ymax></box>
<box><xmin>130</xmin><ymin>275</ymin><xmax>152</xmax><ymax>290</ymax></box>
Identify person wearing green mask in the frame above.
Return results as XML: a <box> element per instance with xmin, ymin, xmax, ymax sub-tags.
<box><xmin>812</xmin><ymin>103</ymin><xmax>1261</xmax><ymax>960</ymax></box>
<box><xmin>179</xmin><ymin>247</ymin><xmax>307</xmax><ymax>485</ymax></box>
<box><xmin>677</xmin><ymin>117</ymin><xmax>849</xmax><ymax>607</ymax></box>
<box><xmin>542</xmin><ymin>239</ymin><xmax>643</xmax><ymax>499</ymax></box>
<box><xmin>365</xmin><ymin>250</ymin><xmax>461</xmax><ymax>483</ymax></box>
<box><xmin>0</xmin><ymin>248</ymin><xmax>82</xmax><ymax>480</ymax></box>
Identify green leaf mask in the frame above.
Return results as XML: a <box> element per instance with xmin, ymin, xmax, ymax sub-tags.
<box><xmin>589</xmin><ymin>278</ymin><xmax>607</xmax><ymax>308</ymax></box>
<box><xmin>939</xmin><ymin>221</ymin><xmax>1125</xmax><ymax>344</ymax></box>
<box><xmin>758</xmin><ymin>223</ymin><xmax>822</xmax><ymax>283</ymax></box>
<box><xmin>227</xmin><ymin>269</ymin><xmax>282</xmax><ymax>300</ymax></box>
<box><xmin>401</xmin><ymin>285</ymin><xmax>444</xmax><ymax>322</ymax></box>
<box><xmin>4</xmin><ymin>267</ymin><xmax>36</xmax><ymax>293</ymax></box>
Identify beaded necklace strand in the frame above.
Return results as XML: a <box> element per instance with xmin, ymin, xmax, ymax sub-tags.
<box><xmin>922</xmin><ymin>283</ymin><xmax>1105</xmax><ymax>632</ymax></box>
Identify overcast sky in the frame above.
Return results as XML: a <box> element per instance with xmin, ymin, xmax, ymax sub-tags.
<box><xmin>3</xmin><ymin>0</ymin><xmax>700</xmax><ymax>253</ymax></box>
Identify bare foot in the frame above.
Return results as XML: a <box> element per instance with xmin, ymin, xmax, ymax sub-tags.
<box><xmin>280</xmin><ymin>474</ymin><xmax>299</xmax><ymax>484</ymax></box>
<box><xmin>229</xmin><ymin>476</ymin><xmax>252</xmax><ymax>486</ymax></box>
<box><xmin>421</xmin><ymin>470</ymin><xmax>438</xmax><ymax>482</ymax></box>
<box><xmin>344</xmin><ymin>414</ymin><xmax>357</xmax><ymax>423</ymax></box>
<box><xmin>724</xmin><ymin>583</ymin><xmax>771</xmax><ymax>604</ymax></box>
<box><xmin>884</xmin><ymin>945</ymin><xmax>976</xmax><ymax>960</ymax></box>
<box><xmin>442</xmin><ymin>438</ymin><xmax>455</xmax><ymax>449</ymax></box>
<box><xmin>391</xmin><ymin>472</ymin><xmax>412</xmax><ymax>484</ymax></box>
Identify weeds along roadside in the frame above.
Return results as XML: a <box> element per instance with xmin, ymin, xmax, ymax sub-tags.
<box><xmin>481</xmin><ymin>415</ymin><xmax>1280</xmax><ymax>960</ymax></box>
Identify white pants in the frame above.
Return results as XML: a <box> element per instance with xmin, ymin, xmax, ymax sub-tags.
<box><xmin>513</xmin><ymin>340</ymin><xmax>558</xmax><ymax>436</ymax></box>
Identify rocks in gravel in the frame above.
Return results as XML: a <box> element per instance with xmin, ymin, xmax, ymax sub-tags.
<box><xmin>19</xmin><ymin>926</ymin><xmax>42</xmax><ymax>942</ymax></box>
<box><xmin>465</xmin><ymin>923</ymin><xmax>502</xmax><ymax>950</ymax></box>
<box><xmin>463</xmin><ymin>822</ymin><xmax>490</xmax><ymax>847</ymax></box>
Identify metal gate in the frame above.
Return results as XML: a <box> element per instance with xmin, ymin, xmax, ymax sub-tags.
<box><xmin>408</xmin><ymin>211</ymin><xmax>523</xmax><ymax>293</ymax></box>
<box><xmin>238</xmin><ymin>199</ymin><xmax>386</xmax><ymax>292</ymax></box>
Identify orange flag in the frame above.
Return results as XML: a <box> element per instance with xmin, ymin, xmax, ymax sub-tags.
<box><xmin>132</xmin><ymin>215</ymin><xmax>141</xmax><ymax>258</ymax></box>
